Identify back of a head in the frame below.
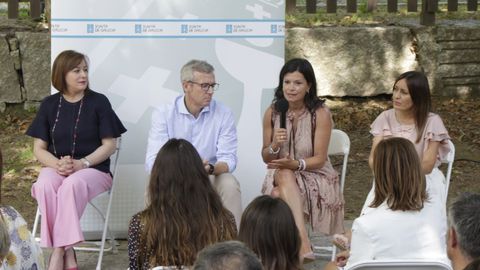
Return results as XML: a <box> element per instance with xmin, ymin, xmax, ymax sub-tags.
<box><xmin>148</xmin><ymin>138</ymin><xmax>213</xmax><ymax>206</ymax></box>
<box><xmin>193</xmin><ymin>241</ymin><xmax>262</xmax><ymax>270</ymax></box>
<box><xmin>141</xmin><ymin>138</ymin><xmax>236</xmax><ymax>266</ymax></box>
<box><xmin>371</xmin><ymin>137</ymin><xmax>427</xmax><ymax>211</ymax></box>
<box><xmin>239</xmin><ymin>195</ymin><xmax>301</xmax><ymax>270</ymax></box>
<box><xmin>449</xmin><ymin>192</ymin><xmax>480</xmax><ymax>260</ymax></box>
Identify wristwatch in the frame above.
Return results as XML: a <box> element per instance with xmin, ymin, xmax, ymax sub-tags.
<box><xmin>208</xmin><ymin>163</ymin><xmax>215</xmax><ymax>175</ymax></box>
<box><xmin>81</xmin><ymin>158</ymin><xmax>91</xmax><ymax>169</ymax></box>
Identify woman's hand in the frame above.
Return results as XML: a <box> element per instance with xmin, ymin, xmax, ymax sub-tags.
<box><xmin>267</xmin><ymin>154</ymin><xmax>298</xmax><ymax>170</ymax></box>
<box><xmin>56</xmin><ymin>156</ymin><xmax>74</xmax><ymax>176</ymax></box>
<box><xmin>271</xmin><ymin>128</ymin><xmax>288</xmax><ymax>149</ymax></box>
<box><xmin>335</xmin><ymin>250</ymin><xmax>350</xmax><ymax>267</ymax></box>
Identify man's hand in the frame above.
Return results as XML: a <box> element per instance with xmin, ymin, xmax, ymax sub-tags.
<box><xmin>202</xmin><ymin>159</ymin><xmax>210</xmax><ymax>173</ymax></box>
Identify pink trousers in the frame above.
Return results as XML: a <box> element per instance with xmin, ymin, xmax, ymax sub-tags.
<box><xmin>31</xmin><ymin>167</ymin><xmax>112</xmax><ymax>249</ymax></box>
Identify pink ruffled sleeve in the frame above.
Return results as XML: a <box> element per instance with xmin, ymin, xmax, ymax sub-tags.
<box><xmin>424</xmin><ymin>113</ymin><xmax>451</xmax><ymax>162</ymax></box>
<box><xmin>370</xmin><ymin>110</ymin><xmax>393</xmax><ymax>137</ymax></box>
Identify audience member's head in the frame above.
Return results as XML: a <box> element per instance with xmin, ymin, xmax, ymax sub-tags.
<box><xmin>0</xmin><ymin>217</ymin><xmax>10</xmax><ymax>261</ymax></box>
<box><xmin>370</xmin><ymin>137</ymin><xmax>427</xmax><ymax>211</ymax></box>
<box><xmin>447</xmin><ymin>192</ymin><xmax>480</xmax><ymax>270</ymax></box>
<box><xmin>139</xmin><ymin>138</ymin><xmax>236</xmax><ymax>267</ymax></box>
<box><xmin>193</xmin><ymin>241</ymin><xmax>263</xmax><ymax>270</ymax></box>
<box><xmin>238</xmin><ymin>195</ymin><xmax>301</xmax><ymax>270</ymax></box>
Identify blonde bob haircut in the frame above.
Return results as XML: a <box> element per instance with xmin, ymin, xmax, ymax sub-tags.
<box><xmin>370</xmin><ymin>137</ymin><xmax>427</xmax><ymax>211</ymax></box>
<box><xmin>51</xmin><ymin>50</ymin><xmax>89</xmax><ymax>93</ymax></box>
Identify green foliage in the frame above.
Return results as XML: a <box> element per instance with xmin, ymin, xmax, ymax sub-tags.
<box><xmin>358</xmin><ymin>0</ymin><xmax>368</xmax><ymax>14</ymax></box>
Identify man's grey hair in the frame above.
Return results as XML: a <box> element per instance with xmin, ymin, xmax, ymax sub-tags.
<box><xmin>193</xmin><ymin>241</ymin><xmax>263</xmax><ymax>270</ymax></box>
<box><xmin>180</xmin><ymin>60</ymin><xmax>215</xmax><ymax>82</ymax></box>
<box><xmin>449</xmin><ymin>192</ymin><xmax>480</xmax><ymax>260</ymax></box>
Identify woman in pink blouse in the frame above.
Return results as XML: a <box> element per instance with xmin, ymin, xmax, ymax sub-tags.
<box><xmin>368</xmin><ymin>71</ymin><xmax>451</xmax><ymax>202</ymax></box>
<box><xmin>328</xmin><ymin>72</ymin><xmax>451</xmax><ymax>267</ymax></box>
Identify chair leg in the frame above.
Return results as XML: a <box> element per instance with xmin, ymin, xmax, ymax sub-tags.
<box><xmin>32</xmin><ymin>207</ymin><xmax>41</xmax><ymax>239</ymax></box>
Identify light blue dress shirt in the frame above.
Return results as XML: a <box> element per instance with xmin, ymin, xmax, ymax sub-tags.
<box><xmin>145</xmin><ymin>95</ymin><xmax>237</xmax><ymax>173</ymax></box>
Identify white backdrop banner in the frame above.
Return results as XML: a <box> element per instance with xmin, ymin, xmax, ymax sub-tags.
<box><xmin>52</xmin><ymin>0</ymin><xmax>285</xmax><ymax>238</ymax></box>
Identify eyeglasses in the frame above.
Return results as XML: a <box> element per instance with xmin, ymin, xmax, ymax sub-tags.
<box><xmin>188</xmin><ymin>81</ymin><xmax>220</xmax><ymax>92</ymax></box>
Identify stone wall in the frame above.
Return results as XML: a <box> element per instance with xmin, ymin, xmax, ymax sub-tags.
<box><xmin>287</xmin><ymin>21</ymin><xmax>480</xmax><ymax>97</ymax></box>
<box><xmin>0</xmin><ymin>30</ymin><xmax>50</xmax><ymax>111</ymax></box>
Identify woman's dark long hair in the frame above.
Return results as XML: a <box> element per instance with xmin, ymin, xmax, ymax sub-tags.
<box><xmin>239</xmin><ymin>195</ymin><xmax>301</xmax><ymax>270</ymax></box>
<box><xmin>273</xmin><ymin>58</ymin><xmax>324</xmax><ymax>113</ymax></box>
<box><xmin>394</xmin><ymin>71</ymin><xmax>432</xmax><ymax>143</ymax></box>
<box><xmin>138</xmin><ymin>139</ymin><xmax>237</xmax><ymax>267</ymax></box>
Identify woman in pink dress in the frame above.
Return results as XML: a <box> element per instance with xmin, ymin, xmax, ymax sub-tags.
<box><xmin>368</xmin><ymin>71</ymin><xmax>451</xmax><ymax>202</ymax></box>
<box><xmin>261</xmin><ymin>58</ymin><xmax>344</xmax><ymax>261</ymax></box>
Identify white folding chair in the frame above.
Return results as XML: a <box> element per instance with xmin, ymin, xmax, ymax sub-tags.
<box><xmin>32</xmin><ymin>137</ymin><xmax>122</xmax><ymax>270</ymax></box>
<box><xmin>442</xmin><ymin>140</ymin><xmax>455</xmax><ymax>200</ymax></box>
<box><xmin>312</xmin><ymin>129</ymin><xmax>350</xmax><ymax>260</ymax></box>
<box><xmin>348</xmin><ymin>260</ymin><xmax>452</xmax><ymax>270</ymax></box>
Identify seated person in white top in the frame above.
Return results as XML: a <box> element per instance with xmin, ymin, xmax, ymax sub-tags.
<box><xmin>447</xmin><ymin>192</ymin><xmax>480</xmax><ymax>270</ymax></box>
<box><xmin>145</xmin><ymin>59</ymin><xmax>242</xmax><ymax>228</ymax></box>
<box><xmin>325</xmin><ymin>137</ymin><xmax>449</xmax><ymax>270</ymax></box>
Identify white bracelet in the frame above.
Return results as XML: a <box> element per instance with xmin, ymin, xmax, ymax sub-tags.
<box><xmin>268</xmin><ymin>144</ymin><xmax>280</xmax><ymax>155</ymax></box>
<box><xmin>297</xmin><ymin>159</ymin><xmax>306</xmax><ymax>171</ymax></box>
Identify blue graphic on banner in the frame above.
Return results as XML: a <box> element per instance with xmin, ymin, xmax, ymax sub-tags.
<box><xmin>181</xmin><ymin>24</ymin><xmax>188</xmax><ymax>33</ymax></box>
<box><xmin>135</xmin><ymin>24</ymin><xmax>142</xmax><ymax>33</ymax></box>
<box><xmin>51</xmin><ymin>19</ymin><xmax>285</xmax><ymax>39</ymax></box>
<box><xmin>270</xmin><ymin>24</ymin><xmax>277</xmax><ymax>33</ymax></box>
<box><xmin>87</xmin><ymin>24</ymin><xmax>94</xmax><ymax>33</ymax></box>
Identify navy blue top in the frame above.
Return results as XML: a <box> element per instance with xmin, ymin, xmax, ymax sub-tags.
<box><xmin>26</xmin><ymin>90</ymin><xmax>127</xmax><ymax>173</ymax></box>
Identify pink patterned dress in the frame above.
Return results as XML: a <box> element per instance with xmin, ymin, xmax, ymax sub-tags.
<box><xmin>262</xmin><ymin>108</ymin><xmax>344</xmax><ymax>235</ymax></box>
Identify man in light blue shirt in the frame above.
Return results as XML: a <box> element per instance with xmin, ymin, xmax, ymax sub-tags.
<box><xmin>145</xmin><ymin>59</ymin><xmax>242</xmax><ymax>227</ymax></box>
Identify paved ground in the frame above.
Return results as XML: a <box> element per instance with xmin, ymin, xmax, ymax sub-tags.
<box><xmin>41</xmin><ymin>221</ymin><xmax>353</xmax><ymax>270</ymax></box>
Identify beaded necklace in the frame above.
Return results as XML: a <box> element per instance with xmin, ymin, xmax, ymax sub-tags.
<box><xmin>50</xmin><ymin>94</ymin><xmax>84</xmax><ymax>157</ymax></box>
